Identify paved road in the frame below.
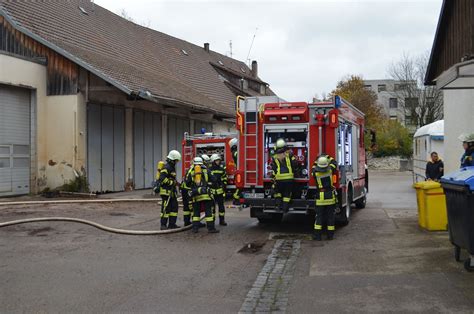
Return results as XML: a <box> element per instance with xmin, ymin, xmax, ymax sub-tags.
<box><xmin>0</xmin><ymin>171</ymin><xmax>473</xmax><ymax>313</ymax></box>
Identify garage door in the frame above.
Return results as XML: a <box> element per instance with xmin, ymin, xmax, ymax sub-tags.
<box><xmin>0</xmin><ymin>85</ymin><xmax>31</xmax><ymax>197</ymax></box>
<box><xmin>87</xmin><ymin>104</ymin><xmax>125</xmax><ymax>193</ymax></box>
<box><xmin>168</xmin><ymin>116</ymin><xmax>190</xmax><ymax>181</ymax></box>
<box><xmin>133</xmin><ymin>111</ymin><xmax>162</xmax><ymax>189</ymax></box>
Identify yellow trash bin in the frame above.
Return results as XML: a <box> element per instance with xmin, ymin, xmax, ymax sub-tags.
<box><xmin>413</xmin><ymin>181</ymin><xmax>447</xmax><ymax>231</ymax></box>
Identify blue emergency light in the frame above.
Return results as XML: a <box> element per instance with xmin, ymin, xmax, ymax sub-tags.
<box><xmin>335</xmin><ymin>95</ymin><xmax>341</xmax><ymax>108</ymax></box>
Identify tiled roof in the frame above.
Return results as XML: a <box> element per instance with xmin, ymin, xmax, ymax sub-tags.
<box><xmin>0</xmin><ymin>0</ymin><xmax>274</xmax><ymax>116</ymax></box>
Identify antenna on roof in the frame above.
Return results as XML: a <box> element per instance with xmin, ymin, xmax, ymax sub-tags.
<box><xmin>229</xmin><ymin>40</ymin><xmax>233</xmax><ymax>58</ymax></box>
<box><xmin>246</xmin><ymin>27</ymin><xmax>258</xmax><ymax>67</ymax></box>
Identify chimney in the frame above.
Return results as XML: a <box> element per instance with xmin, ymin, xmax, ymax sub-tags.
<box><xmin>204</xmin><ymin>43</ymin><xmax>210</xmax><ymax>53</ymax></box>
<box><xmin>251</xmin><ymin>60</ymin><xmax>258</xmax><ymax>78</ymax></box>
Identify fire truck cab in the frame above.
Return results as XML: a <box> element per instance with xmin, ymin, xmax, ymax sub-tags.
<box><xmin>235</xmin><ymin>95</ymin><xmax>368</xmax><ymax>224</ymax></box>
<box><xmin>181</xmin><ymin>133</ymin><xmax>238</xmax><ymax>191</ymax></box>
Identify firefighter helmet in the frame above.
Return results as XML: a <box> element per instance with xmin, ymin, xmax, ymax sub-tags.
<box><xmin>459</xmin><ymin>133</ymin><xmax>474</xmax><ymax>143</ymax></box>
<box><xmin>229</xmin><ymin>138</ymin><xmax>238</xmax><ymax>148</ymax></box>
<box><xmin>193</xmin><ymin>157</ymin><xmax>204</xmax><ymax>165</ymax></box>
<box><xmin>275</xmin><ymin>138</ymin><xmax>286</xmax><ymax>149</ymax></box>
<box><xmin>167</xmin><ymin>150</ymin><xmax>182</xmax><ymax>161</ymax></box>
<box><xmin>201</xmin><ymin>154</ymin><xmax>210</xmax><ymax>162</ymax></box>
<box><xmin>210</xmin><ymin>154</ymin><xmax>221</xmax><ymax>162</ymax></box>
<box><xmin>315</xmin><ymin>156</ymin><xmax>330</xmax><ymax>172</ymax></box>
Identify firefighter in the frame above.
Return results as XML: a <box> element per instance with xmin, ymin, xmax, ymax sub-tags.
<box><xmin>158</xmin><ymin>150</ymin><xmax>181</xmax><ymax>230</ymax></box>
<box><xmin>312</xmin><ymin>155</ymin><xmax>337</xmax><ymax>241</ymax></box>
<box><xmin>313</xmin><ymin>153</ymin><xmax>337</xmax><ymax>173</ymax></box>
<box><xmin>210</xmin><ymin>153</ymin><xmax>228</xmax><ymax>226</ymax></box>
<box><xmin>229</xmin><ymin>138</ymin><xmax>240</xmax><ymax>204</ymax></box>
<box><xmin>201</xmin><ymin>154</ymin><xmax>211</xmax><ymax>168</ymax></box>
<box><xmin>460</xmin><ymin>133</ymin><xmax>474</xmax><ymax>168</ymax></box>
<box><xmin>186</xmin><ymin>157</ymin><xmax>219</xmax><ymax>234</ymax></box>
<box><xmin>271</xmin><ymin>138</ymin><xmax>298</xmax><ymax>213</ymax></box>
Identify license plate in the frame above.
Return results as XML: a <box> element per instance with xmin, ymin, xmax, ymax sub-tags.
<box><xmin>244</xmin><ymin>193</ymin><xmax>264</xmax><ymax>199</ymax></box>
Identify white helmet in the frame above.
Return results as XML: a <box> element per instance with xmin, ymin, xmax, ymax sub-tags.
<box><xmin>201</xmin><ymin>154</ymin><xmax>210</xmax><ymax>162</ymax></box>
<box><xmin>211</xmin><ymin>154</ymin><xmax>221</xmax><ymax>162</ymax></box>
<box><xmin>193</xmin><ymin>157</ymin><xmax>203</xmax><ymax>165</ymax></box>
<box><xmin>459</xmin><ymin>133</ymin><xmax>474</xmax><ymax>143</ymax></box>
<box><xmin>275</xmin><ymin>138</ymin><xmax>286</xmax><ymax>149</ymax></box>
<box><xmin>229</xmin><ymin>138</ymin><xmax>238</xmax><ymax>148</ymax></box>
<box><xmin>167</xmin><ymin>150</ymin><xmax>181</xmax><ymax>161</ymax></box>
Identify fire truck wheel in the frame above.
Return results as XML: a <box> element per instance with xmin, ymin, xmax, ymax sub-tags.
<box><xmin>355</xmin><ymin>195</ymin><xmax>366</xmax><ymax>209</ymax></box>
<box><xmin>337</xmin><ymin>189</ymin><xmax>352</xmax><ymax>226</ymax></box>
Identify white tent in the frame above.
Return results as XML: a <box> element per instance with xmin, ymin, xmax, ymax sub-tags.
<box><xmin>413</xmin><ymin>120</ymin><xmax>444</xmax><ymax>182</ymax></box>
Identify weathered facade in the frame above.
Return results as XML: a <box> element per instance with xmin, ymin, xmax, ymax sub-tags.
<box><xmin>0</xmin><ymin>0</ymin><xmax>276</xmax><ymax>196</ymax></box>
<box><xmin>425</xmin><ymin>0</ymin><xmax>474</xmax><ymax>173</ymax></box>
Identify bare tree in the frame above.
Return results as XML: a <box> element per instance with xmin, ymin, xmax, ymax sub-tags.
<box><xmin>119</xmin><ymin>9</ymin><xmax>151</xmax><ymax>28</ymax></box>
<box><xmin>388</xmin><ymin>52</ymin><xmax>443</xmax><ymax>128</ymax></box>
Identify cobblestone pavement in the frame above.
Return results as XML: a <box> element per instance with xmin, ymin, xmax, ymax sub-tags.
<box><xmin>239</xmin><ymin>240</ymin><xmax>301</xmax><ymax>313</ymax></box>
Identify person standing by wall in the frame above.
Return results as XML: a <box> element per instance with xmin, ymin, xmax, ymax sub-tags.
<box><xmin>425</xmin><ymin>152</ymin><xmax>444</xmax><ymax>181</ymax></box>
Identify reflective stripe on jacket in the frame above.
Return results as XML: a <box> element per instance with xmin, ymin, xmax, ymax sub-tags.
<box><xmin>210</xmin><ymin>164</ymin><xmax>227</xmax><ymax>195</ymax></box>
<box><xmin>273</xmin><ymin>155</ymin><xmax>294</xmax><ymax>181</ymax></box>
<box><xmin>185</xmin><ymin>166</ymin><xmax>212</xmax><ymax>202</ymax></box>
<box><xmin>314</xmin><ymin>170</ymin><xmax>336</xmax><ymax>206</ymax></box>
<box><xmin>158</xmin><ymin>163</ymin><xmax>177</xmax><ymax>196</ymax></box>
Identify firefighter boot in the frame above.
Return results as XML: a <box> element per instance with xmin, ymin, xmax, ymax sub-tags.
<box><xmin>327</xmin><ymin>230</ymin><xmax>334</xmax><ymax>240</ymax></box>
<box><xmin>207</xmin><ymin>222</ymin><xmax>220</xmax><ymax>233</ymax></box>
<box><xmin>219</xmin><ymin>219</ymin><xmax>228</xmax><ymax>226</ymax></box>
<box><xmin>312</xmin><ymin>232</ymin><xmax>322</xmax><ymax>241</ymax></box>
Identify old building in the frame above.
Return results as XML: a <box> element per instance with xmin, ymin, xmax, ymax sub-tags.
<box><xmin>363</xmin><ymin>79</ymin><xmax>406</xmax><ymax>123</ymax></box>
<box><xmin>425</xmin><ymin>0</ymin><xmax>474</xmax><ymax>173</ymax></box>
<box><xmin>0</xmin><ymin>0</ymin><xmax>275</xmax><ymax>196</ymax></box>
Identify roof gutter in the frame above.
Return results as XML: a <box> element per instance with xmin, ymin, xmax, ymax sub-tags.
<box><xmin>137</xmin><ymin>90</ymin><xmax>233</xmax><ymax>118</ymax></box>
<box><xmin>0</xmin><ymin>8</ymin><xmax>133</xmax><ymax>96</ymax></box>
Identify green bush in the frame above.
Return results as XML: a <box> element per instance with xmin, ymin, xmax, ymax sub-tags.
<box><xmin>372</xmin><ymin>120</ymin><xmax>412</xmax><ymax>158</ymax></box>
<box><xmin>58</xmin><ymin>174</ymin><xmax>89</xmax><ymax>193</ymax></box>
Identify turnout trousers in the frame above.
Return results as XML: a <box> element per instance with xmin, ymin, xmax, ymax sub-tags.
<box><xmin>314</xmin><ymin>204</ymin><xmax>336</xmax><ymax>237</ymax></box>
<box><xmin>275</xmin><ymin>180</ymin><xmax>293</xmax><ymax>212</ymax></box>
<box><xmin>161</xmin><ymin>195</ymin><xmax>178</xmax><ymax>227</ymax></box>
<box><xmin>192</xmin><ymin>200</ymin><xmax>216</xmax><ymax>231</ymax></box>
<box><xmin>213</xmin><ymin>193</ymin><xmax>226</xmax><ymax>222</ymax></box>
<box><xmin>181</xmin><ymin>189</ymin><xmax>193</xmax><ymax>225</ymax></box>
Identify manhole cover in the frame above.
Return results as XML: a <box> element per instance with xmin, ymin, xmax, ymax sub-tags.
<box><xmin>238</xmin><ymin>241</ymin><xmax>266</xmax><ymax>254</ymax></box>
<box><xmin>269</xmin><ymin>233</ymin><xmax>312</xmax><ymax>240</ymax></box>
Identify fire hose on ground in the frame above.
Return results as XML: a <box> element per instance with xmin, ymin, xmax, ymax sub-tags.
<box><xmin>0</xmin><ymin>198</ymin><xmax>205</xmax><ymax>235</ymax></box>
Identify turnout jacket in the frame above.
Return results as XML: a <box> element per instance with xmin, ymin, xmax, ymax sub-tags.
<box><xmin>185</xmin><ymin>165</ymin><xmax>212</xmax><ymax>202</ymax></box>
<box><xmin>209</xmin><ymin>163</ymin><xmax>228</xmax><ymax>195</ymax></box>
<box><xmin>461</xmin><ymin>148</ymin><xmax>474</xmax><ymax>168</ymax></box>
<box><xmin>158</xmin><ymin>162</ymin><xmax>177</xmax><ymax>197</ymax></box>
<box><xmin>271</xmin><ymin>152</ymin><xmax>298</xmax><ymax>182</ymax></box>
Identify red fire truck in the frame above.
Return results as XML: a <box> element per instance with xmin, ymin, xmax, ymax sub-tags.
<box><xmin>234</xmin><ymin>95</ymin><xmax>368</xmax><ymax>224</ymax></box>
<box><xmin>181</xmin><ymin>133</ymin><xmax>238</xmax><ymax>191</ymax></box>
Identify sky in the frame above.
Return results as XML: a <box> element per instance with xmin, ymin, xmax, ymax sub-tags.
<box><xmin>95</xmin><ymin>0</ymin><xmax>442</xmax><ymax>102</ymax></box>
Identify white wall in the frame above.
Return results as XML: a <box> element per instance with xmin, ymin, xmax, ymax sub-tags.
<box><xmin>0</xmin><ymin>54</ymin><xmax>85</xmax><ymax>192</ymax></box>
<box><xmin>443</xmin><ymin>89</ymin><xmax>474</xmax><ymax>173</ymax></box>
